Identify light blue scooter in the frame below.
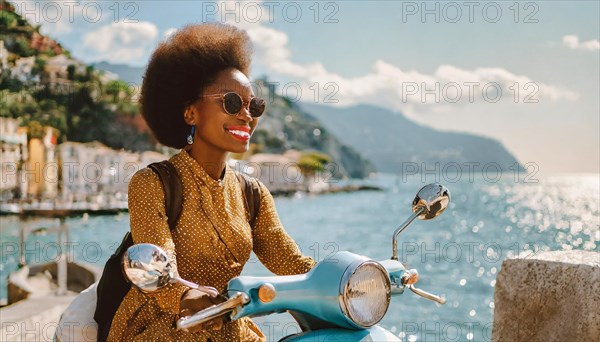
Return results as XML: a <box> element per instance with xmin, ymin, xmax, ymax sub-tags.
<box><xmin>123</xmin><ymin>183</ymin><xmax>450</xmax><ymax>341</ymax></box>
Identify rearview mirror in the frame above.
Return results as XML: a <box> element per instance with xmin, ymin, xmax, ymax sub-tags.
<box><xmin>412</xmin><ymin>183</ymin><xmax>451</xmax><ymax>220</ymax></box>
<box><xmin>122</xmin><ymin>243</ymin><xmax>218</xmax><ymax>296</ymax></box>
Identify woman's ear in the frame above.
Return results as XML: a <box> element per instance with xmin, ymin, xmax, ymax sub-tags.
<box><xmin>183</xmin><ymin>106</ymin><xmax>195</xmax><ymax>125</ymax></box>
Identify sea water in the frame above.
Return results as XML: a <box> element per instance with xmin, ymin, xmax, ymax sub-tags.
<box><xmin>1</xmin><ymin>173</ymin><xmax>598</xmax><ymax>341</ymax></box>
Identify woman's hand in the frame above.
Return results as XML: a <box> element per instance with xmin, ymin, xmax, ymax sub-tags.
<box><xmin>179</xmin><ymin>289</ymin><xmax>227</xmax><ymax>333</ymax></box>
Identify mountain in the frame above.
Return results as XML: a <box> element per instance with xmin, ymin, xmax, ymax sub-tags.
<box><xmin>93</xmin><ymin>56</ymin><xmax>522</xmax><ymax>176</ymax></box>
<box><xmin>92</xmin><ymin>61</ymin><xmax>144</xmax><ymax>85</ymax></box>
<box><xmin>301</xmin><ymin>103</ymin><xmax>524</xmax><ymax>173</ymax></box>
<box><xmin>251</xmin><ymin>81</ymin><xmax>375</xmax><ymax>178</ymax></box>
<box><xmin>91</xmin><ymin>59</ymin><xmax>375</xmax><ymax>179</ymax></box>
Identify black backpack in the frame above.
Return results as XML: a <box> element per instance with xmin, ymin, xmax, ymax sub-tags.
<box><xmin>94</xmin><ymin>160</ymin><xmax>261</xmax><ymax>341</ymax></box>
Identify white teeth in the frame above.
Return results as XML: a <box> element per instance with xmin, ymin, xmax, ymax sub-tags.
<box><xmin>228</xmin><ymin>130</ymin><xmax>250</xmax><ymax>138</ymax></box>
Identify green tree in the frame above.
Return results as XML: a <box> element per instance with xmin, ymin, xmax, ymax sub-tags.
<box><xmin>105</xmin><ymin>80</ymin><xmax>134</xmax><ymax>103</ymax></box>
<box><xmin>298</xmin><ymin>151</ymin><xmax>332</xmax><ymax>175</ymax></box>
<box><xmin>31</xmin><ymin>57</ymin><xmax>46</xmax><ymax>76</ymax></box>
<box><xmin>26</xmin><ymin>120</ymin><xmax>44</xmax><ymax>139</ymax></box>
<box><xmin>0</xmin><ymin>10</ymin><xmax>19</xmax><ymax>28</ymax></box>
<box><xmin>67</xmin><ymin>65</ymin><xmax>75</xmax><ymax>81</ymax></box>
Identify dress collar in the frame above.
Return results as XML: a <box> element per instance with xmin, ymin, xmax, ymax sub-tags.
<box><xmin>175</xmin><ymin>149</ymin><xmax>232</xmax><ymax>188</ymax></box>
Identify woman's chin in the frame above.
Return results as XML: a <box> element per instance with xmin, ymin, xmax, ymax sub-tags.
<box><xmin>228</xmin><ymin>144</ymin><xmax>249</xmax><ymax>154</ymax></box>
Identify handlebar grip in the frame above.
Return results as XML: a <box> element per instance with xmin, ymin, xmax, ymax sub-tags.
<box><xmin>176</xmin><ymin>292</ymin><xmax>249</xmax><ymax>331</ymax></box>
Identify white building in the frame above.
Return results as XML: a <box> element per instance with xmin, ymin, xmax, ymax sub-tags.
<box><xmin>10</xmin><ymin>56</ymin><xmax>37</xmax><ymax>83</ymax></box>
<box><xmin>42</xmin><ymin>127</ymin><xmax>58</xmax><ymax>198</ymax></box>
<box><xmin>243</xmin><ymin>151</ymin><xmax>305</xmax><ymax>192</ymax></box>
<box><xmin>0</xmin><ymin>40</ymin><xmax>9</xmax><ymax>75</ymax></box>
<box><xmin>0</xmin><ymin>117</ymin><xmax>28</xmax><ymax>199</ymax></box>
<box><xmin>230</xmin><ymin>149</ymin><xmax>332</xmax><ymax>193</ymax></box>
<box><xmin>140</xmin><ymin>150</ymin><xmax>170</xmax><ymax>167</ymax></box>
<box><xmin>44</xmin><ymin>54</ymin><xmax>86</xmax><ymax>84</ymax></box>
<box><xmin>58</xmin><ymin>142</ymin><xmax>169</xmax><ymax>204</ymax></box>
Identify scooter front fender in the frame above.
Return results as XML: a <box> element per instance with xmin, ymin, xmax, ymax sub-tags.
<box><xmin>280</xmin><ymin>325</ymin><xmax>401</xmax><ymax>342</ymax></box>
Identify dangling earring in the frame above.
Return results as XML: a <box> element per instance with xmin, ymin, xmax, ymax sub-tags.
<box><xmin>187</xmin><ymin>125</ymin><xmax>195</xmax><ymax>144</ymax></box>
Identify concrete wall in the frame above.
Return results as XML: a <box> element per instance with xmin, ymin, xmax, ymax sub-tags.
<box><xmin>2</xmin><ymin>262</ymin><xmax>100</xmax><ymax>340</ymax></box>
<box><xmin>0</xmin><ymin>294</ymin><xmax>76</xmax><ymax>341</ymax></box>
<box><xmin>493</xmin><ymin>250</ymin><xmax>599</xmax><ymax>342</ymax></box>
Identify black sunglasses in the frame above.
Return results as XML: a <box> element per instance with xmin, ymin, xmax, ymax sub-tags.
<box><xmin>203</xmin><ymin>92</ymin><xmax>266</xmax><ymax>118</ymax></box>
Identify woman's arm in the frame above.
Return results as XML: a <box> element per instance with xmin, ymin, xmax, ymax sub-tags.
<box><xmin>252</xmin><ymin>181</ymin><xmax>317</xmax><ymax>275</ymax></box>
<box><xmin>128</xmin><ymin>168</ymin><xmax>188</xmax><ymax>314</ymax></box>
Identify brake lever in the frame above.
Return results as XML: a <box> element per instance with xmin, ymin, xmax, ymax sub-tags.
<box><xmin>407</xmin><ymin>284</ymin><xmax>447</xmax><ymax>304</ymax></box>
<box><xmin>401</xmin><ymin>269</ymin><xmax>446</xmax><ymax>305</ymax></box>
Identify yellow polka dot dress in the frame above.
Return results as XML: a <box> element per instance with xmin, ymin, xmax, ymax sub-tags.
<box><xmin>107</xmin><ymin>150</ymin><xmax>316</xmax><ymax>341</ymax></box>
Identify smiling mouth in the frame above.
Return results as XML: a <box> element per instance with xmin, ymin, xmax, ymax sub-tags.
<box><xmin>226</xmin><ymin>128</ymin><xmax>251</xmax><ymax>141</ymax></box>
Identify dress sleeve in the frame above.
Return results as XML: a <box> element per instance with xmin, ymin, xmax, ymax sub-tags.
<box><xmin>252</xmin><ymin>180</ymin><xmax>317</xmax><ymax>275</ymax></box>
<box><xmin>127</xmin><ymin>168</ymin><xmax>188</xmax><ymax>315</ymax></box>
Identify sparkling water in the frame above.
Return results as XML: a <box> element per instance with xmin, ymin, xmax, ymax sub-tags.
<box><xmin>1</xmin><ymin>174</ymin><xmax>598</xmax><ymax>341</ymax></box>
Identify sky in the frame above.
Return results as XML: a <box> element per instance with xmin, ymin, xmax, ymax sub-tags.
<box><xmin>12</xmin><ymin>0</ymin><xmax>600</xmax><ymax>174</ymax></box>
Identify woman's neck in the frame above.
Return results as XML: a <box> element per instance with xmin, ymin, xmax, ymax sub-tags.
<box><xmin>186</xmin><ymin>144</ymin><xmax>228</xmax><ymax>180</ymax></box>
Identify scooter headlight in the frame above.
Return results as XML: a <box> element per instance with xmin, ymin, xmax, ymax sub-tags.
<box><xmin>339</xmin><ymin>260</ymin><xmax>391</xmax><ymax>327</ymax></box>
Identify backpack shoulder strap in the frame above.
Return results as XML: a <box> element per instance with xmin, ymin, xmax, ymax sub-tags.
<box><xmin>148</xmin><ymin>160</ymin><xmax>183</xmax><ymax>231</ymax></box>
<box><xmin>235</xmin><ymin>171</ymin><xmax>262</xmax><ymax>229</ymax></box>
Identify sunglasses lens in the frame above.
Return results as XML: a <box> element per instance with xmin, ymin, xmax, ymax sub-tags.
<box><xmin>223</xmin><ymin>92</ymin><xmax>243</xmax><ymax>115</ymax></box>
<box><xmin>249</xmin><ymin>97</ymin><xmax>266</xmax><ymax>117</ymax></box>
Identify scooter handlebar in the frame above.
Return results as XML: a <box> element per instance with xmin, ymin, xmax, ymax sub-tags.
<box><xmin>176</xmin><ymin>292</ymin><xmax>250</xmax><ymax>331</ymax></box>
<box><xmin>400</xmin><ymin>269</ymin><xmax>447</xmax><ymax>305</ymax></box>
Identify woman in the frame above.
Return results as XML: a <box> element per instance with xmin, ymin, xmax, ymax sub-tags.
<box><xmin>107</xmin><ymin>23</ymin><xmax>316</xmax><ymax>341</ymax></box>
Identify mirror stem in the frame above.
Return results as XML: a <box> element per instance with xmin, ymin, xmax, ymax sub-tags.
<box><xmin>171</xmin><ymin>276</ymin><xmax>200</xmax><ymax>289</ymax></box>
<box><xmin>391</xmin><ymin>207</ymin><xmax>425</xmax><ymax>261</ymax></box>
<box><xmin>171</xmin><ymin>277</ymin><xmax>220</xmax><ymax>297</ymax></box>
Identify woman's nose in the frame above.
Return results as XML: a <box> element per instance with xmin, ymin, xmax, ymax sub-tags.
<box><xmin>236</xmin><ymin>106</ymin><xmax>253</xmax><ymax>122</ymax></box>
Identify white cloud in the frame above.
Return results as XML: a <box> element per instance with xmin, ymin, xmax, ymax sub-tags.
<box><xmin>82</xmin><ymin>22</ymin><xmax>159</xmax><ymax>64</ymax></box>
<box><xmin>163</xmin><ymin>28</ymin><xmax>177</xmax><ymax>39</ymax></box>
<box><xmin>562</xmin><ymin>35</ymin><xmax>600</xmax><ymax>51</ymax></box>
<box><xmin>237</xmin><ymin>24</ymin><xmax>579</xmax><ymax>107</ymax></box>
<box><xmin>217</xmin><ymin>1</ymin><xmax>580</xmax><ymax>110</ymax></box>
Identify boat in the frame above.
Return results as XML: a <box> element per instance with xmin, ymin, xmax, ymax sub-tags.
<box><xmin>0</xmin><ymin>214</ymin><xmax>101</xmax><ymax>341</ymax></box>
<box><xmin>0</xmin><ymin>200</ymin><xmax>129</xmax><ymax>217</ymax></box>
<box><xmin>7</xmin><ymin>261</ymin><xmax>100</xmax><ymax>305</ymax></box>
